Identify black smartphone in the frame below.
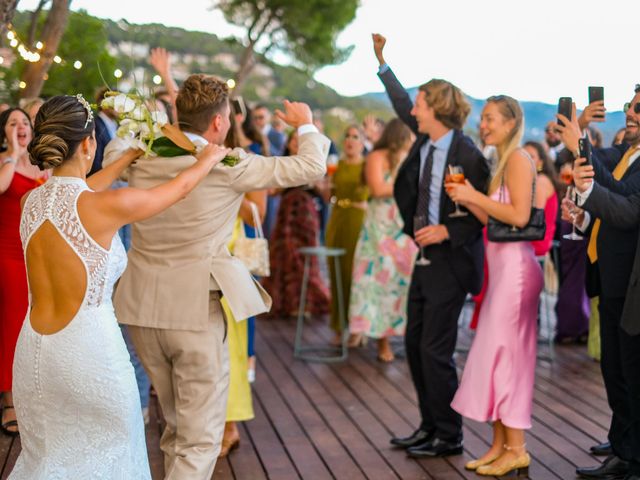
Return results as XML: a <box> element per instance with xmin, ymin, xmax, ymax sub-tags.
<box><xmin>588</xmin><ymin>86</ymin><xmax>605</xmax><ymax>119</ymax></box>
<box><xmin>231</xmin><ymin>96</ymin><xmax>246</xmax><ymax>118</ymax></box>
<box><xmin>579</xmin><ymin>137</ymin><xmax>592</xmax><ymax>166</ymax></box>
<box><xmin>557</xmin><ymin>97</ymin><xmax>572</xmax><ymax>126</ymax></box>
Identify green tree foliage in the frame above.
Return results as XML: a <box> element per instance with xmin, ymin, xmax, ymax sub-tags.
<box><xmin>214</xmin><ymin>0</ymin><xmax>358</xmax><ymax>92</ymax></box>
<box><xmin>4</xmin><ymin>9</ymin><xmax>116</xmax><ymax>101</ymax></box>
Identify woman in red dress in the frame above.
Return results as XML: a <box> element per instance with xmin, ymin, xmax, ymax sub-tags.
<box><xmin>0</xmin><ymin>108</ymin><xmax>47</xmax><ymax>436</ymax></box>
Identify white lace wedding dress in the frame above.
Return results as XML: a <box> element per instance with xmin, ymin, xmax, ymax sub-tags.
<box><xmin>10</xmin><ymin>176</ymin><xmax>151</xmax><ymax>479</ymax></box>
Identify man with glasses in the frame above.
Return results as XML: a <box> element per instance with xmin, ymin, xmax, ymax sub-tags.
<box><xmin>558</xmin><ymin>84</ymin><xmax>640</xmax><ymax>480</ymax></box>
<box><xmin>544</xmin><ymin>120</ymin><xmax>566</xmax><ymax>167</ymax></box>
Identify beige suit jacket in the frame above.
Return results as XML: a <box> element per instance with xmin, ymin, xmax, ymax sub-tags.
<box><xmin>104</xmin><ymin>132</ymin><xmax>329</xmax><ymax>331</ymax></box>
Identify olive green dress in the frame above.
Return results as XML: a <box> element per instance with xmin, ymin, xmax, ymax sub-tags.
<box><xmin>325</xmin><ymin>160</ymin><xmax>368</xmax><ymax>332</ymax></box>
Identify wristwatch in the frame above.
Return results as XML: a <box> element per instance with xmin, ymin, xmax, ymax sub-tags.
<box><xmin>2</xmin><ymin>156</ymin><xmax>16</xmax><ymax>165</ymax></box>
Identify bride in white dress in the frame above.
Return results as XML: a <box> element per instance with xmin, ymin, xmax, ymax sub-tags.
<box><xmin>9</xmin><ymin>95</ymin><xmax>229</xmax><ymax>479</ymax></box>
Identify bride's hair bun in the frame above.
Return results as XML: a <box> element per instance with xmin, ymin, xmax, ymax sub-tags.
<box><xmin>28</xmin><ymin>95</ymin><xmax>95</xmax><ymax>171</ymax></box>
<box><xmin>29</xmin><ymin>133</ymin><xmax>68</xmax><ymax>170</ymax></box>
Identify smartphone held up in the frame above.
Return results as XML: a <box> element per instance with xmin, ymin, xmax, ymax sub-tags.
<box><xmin>588</xmin><ymin>86</ymin><xmax>605</xmax><ymax>121</ymax></box>
<box><xmin>557</xmin><ymin>97</ymin><xmax>572</xmax><ymax>127</ymax></box>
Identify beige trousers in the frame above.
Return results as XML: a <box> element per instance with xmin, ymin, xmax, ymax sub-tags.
<box><xmin>128</xmin><ymin>292</ymin><xmax>229</xmax><ymax>480</ymax></box>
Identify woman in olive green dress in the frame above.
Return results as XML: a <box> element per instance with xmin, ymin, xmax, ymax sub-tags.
<box><xmin>325</xmin><ymin>125</ymin><xmax>368</xmax><ymax>343</ymax></box>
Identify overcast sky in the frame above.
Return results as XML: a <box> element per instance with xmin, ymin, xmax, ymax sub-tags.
<box><xmin>17</xmin><ymin>0</ymin><xmax>637</xmax><ymax>109</ymax></box>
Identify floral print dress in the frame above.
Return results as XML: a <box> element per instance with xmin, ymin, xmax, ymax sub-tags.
<box><xmin>348</xmin><ymin>185</ymin><xmax>417</xmax><ymax>339</ymax></box>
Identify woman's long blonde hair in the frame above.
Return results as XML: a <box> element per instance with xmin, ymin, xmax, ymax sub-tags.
<box><xmin>486</xmin><ymin>95</ymin><xmax>525</xmax><ymax>194</ymax></box>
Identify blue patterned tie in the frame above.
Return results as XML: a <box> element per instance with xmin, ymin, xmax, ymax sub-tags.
<box><xmin>416</xmin><ymin>145</ymin><xmax>437</xmax><ymax>219</ymax></box>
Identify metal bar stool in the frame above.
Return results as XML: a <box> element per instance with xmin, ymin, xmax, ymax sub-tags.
<box><xmin>294</xmin><ymin>246</ymin><xmax>347</xmax><ymax>363</ymax></box>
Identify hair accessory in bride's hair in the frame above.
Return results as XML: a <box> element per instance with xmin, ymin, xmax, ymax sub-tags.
<box><xmin>75</xmin><ymin>93</ymin><xmax>94</xmax><ymax>128</ymax></box>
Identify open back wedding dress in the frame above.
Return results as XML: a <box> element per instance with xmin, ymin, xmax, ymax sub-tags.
<box><xmin>9</xmin><ymin>175</ymin><xmax>150</xmax><ymax>479</ymax></box>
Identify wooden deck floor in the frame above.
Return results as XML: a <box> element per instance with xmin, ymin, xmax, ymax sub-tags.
<box><xmin>0</xmin><ymin>313</ymin><xmax>609</xmax><ymax>479</ymax></box>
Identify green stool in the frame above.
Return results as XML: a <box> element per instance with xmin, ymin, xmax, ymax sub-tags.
<box><xmin>294</xmin><ymin>246</ymin><xmax>347</xmax><ymax>363</ymax></box>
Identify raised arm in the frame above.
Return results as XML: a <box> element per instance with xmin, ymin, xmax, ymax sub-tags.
<box><xmin>372</xmin><ymin>33</ymin><xmax>419</xmax><ymax>134</ymax></box>
<box><xmin>582</xmin><ymin>183</ymin><xmax>640</xmax><ymax>230</ymax></box>
<box><xmin>86</xmin><ymin>148</ymin><xmax>143</xmax><ymax>192</ymax></box>
<box><xmin>222</xmin><ymin>101</ymin><xmax>329</xmax><ymax>192</ymax></box>
<box><xmin>80</xmin><ymin>144</ymin><xmax>230</xmax><ymax>243</ymax></box>
<box><xmin>0</xmin><ymin>128</ymin><xmax>24</xmax><ymax>193</ymax></box>
<box><xmin>150</xmin><ymin>48</ymin><xmax>179</xmax><ymax>120</ymax></box>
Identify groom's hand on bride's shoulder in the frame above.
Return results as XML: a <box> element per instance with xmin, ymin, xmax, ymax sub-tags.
<box><xmin>274</xmin><ymin>100</ymin><xmax>312</xmax><ymax>129</ymax></box>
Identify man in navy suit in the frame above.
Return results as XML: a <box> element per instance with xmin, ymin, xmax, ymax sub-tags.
<box><xmin>559</xmin><ymin>85</ymin><xmax>640</xmax><ymax>480</ymax></box>
<box><xmin>90</xmin><ymin>87</ymin><xmax>118</xmax><ymax>175</ymax></box>
<box><xmin>373</xmin><ymin>34</ymin><xmax>490</xmax><ymax>457</ymax></box>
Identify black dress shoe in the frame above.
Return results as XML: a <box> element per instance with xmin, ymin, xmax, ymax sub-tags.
<box><xmin>590</xmin><ymin>441</ymin><xmax>613</xmax><ymax>456</ymax></box>
<box><xmin>576</xmin><ymin>455</ymin><xmax>629</xmax><ymax>479</ymax></box>
<box><xmin>406</xmin><ymin>437</ymin><xmax>463</xmax><ymax>458</ymax></box>
<box><xmin>390</xmin><ymin>429</ymin><xmax>432</xmax><ymax>449</ymax></box>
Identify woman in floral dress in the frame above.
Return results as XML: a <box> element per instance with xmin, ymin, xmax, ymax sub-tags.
<box><xmin>348</xmin><ymin>119</ymin><xmax>416</xmax><ymax>361</ymax></box>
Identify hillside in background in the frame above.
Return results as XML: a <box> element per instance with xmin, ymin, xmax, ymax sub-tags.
<box><xmin>365</xmin><ymin>89</ymin><xmax>625</xmax><ymax>146</ymax></box>
<box><xmin>7</xmin><ymin>10</ymin><xmax>624</xmax><ymax>145</ymax></box>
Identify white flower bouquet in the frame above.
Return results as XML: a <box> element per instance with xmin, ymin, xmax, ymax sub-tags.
<box><xmin>101</xmin><ymin>91</ymin><xmax>239</xmax><ymax>165</ymax></box>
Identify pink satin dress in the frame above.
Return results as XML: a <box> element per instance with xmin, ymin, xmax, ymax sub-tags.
<box><xmin>451</xmin><ymin>186</ymin><xmax>543</xmax><ymax>429</ymax></box>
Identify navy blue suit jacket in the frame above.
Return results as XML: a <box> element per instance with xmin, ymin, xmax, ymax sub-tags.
<box><xmin>380</xmin><ymin>67</ymin><xmax>490</xmax><ymax>295</ymax></box>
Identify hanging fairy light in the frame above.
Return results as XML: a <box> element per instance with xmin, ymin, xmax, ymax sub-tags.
<box><xmin>114</xmin><ymin>68</ymin><xmax>123</xmax><ymax>78</ymax></box>
<box><xmin>226</xmin><ymin>79</ymin><xmax>236</xmax><ymax>89</ymax></box>
<box><xmin>18</xmin><ymin>81</ymin><xmax>26</xmax><ymax>89</ymax></box>
<box><xmin>152</xmin><ymin>75</ymin><xmax>162</xmax><ymax>85</ymax></box>
<box><xmin>73</xmin><ymin>60</ymin><xmax>82</xmax><ymax>70</ymax></box>
<box><xmin>3</xmin><ymin>26</ymin><xmax>67</xmax><ymax>65</ymax></box>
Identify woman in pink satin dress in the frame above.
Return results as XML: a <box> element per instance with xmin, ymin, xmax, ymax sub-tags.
<box><xmin>446</xmin><ymin>95</ymin><xmax>543</xmax><ymax>477</ymax></box>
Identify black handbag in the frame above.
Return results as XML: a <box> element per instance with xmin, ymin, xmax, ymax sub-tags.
<box><xmin>486</xmin><ymin>158</ymin><xmax>546</xmax><ymax>242</ymax></box>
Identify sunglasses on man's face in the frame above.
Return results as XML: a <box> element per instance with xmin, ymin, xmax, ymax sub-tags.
<box><xmin>624</xmin><ymin>102</ymin><xmax>640</xmax><ymax>114</ymax></box>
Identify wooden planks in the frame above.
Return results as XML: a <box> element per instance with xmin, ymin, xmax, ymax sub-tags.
<box><xmin>0</xmin><ymin>316</ymin><xmax>612</xmax><ymax>480</ymax></box>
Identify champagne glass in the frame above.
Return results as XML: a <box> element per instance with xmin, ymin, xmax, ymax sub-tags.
<box><xmin>413</xmin><ymin>215</ymin><xmax>431</xmax><ymax>266</ymax></box>
<box><xmin>445</xmin><ymin>165</ymin><xmax>468</xmax><ymax>218</ymax></box>
<box><xmin>563</xmin><ymin>185</ymin><xmax>584</xmax><ymax>240</ymax></box>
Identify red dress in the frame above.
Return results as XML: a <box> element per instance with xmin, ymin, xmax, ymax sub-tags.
<box><xmin>261</xmin><ymin>188</ymin><xmax>330</xmax><ymax>317</ymax></box>
<box><xmin>0</xmin><ymin>173</ymin><xmax>42</xmax><ymax>391</ymax></box>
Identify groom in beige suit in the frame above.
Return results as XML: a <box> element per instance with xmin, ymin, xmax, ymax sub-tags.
<box><xmin>106</xmin><ymin>74</ymin><xmax>328</xmax><ymax>479</ymax></box>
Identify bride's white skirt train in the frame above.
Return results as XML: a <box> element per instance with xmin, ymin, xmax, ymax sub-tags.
<box><xmin>9</xmin><ymin>304</ymin><xmax>151</xmax><ymax>480</ymax></box>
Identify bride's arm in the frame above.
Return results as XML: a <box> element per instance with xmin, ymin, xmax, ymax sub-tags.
<box><xmin>86</xmin><ymin>149</ymin><xmax>142</xmax><ymax>192</ymax></box>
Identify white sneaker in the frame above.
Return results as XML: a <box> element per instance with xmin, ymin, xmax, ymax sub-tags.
<box><xmin>247</xmin><ymin>368</ymin><xmax>255</xmax><ymax>384</ymax></box>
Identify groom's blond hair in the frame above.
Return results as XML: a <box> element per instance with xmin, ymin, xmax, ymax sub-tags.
<box><xmin>176</xmin><ymin>74</ymin><xmax>229</xmax><ymax>134</ymax></box>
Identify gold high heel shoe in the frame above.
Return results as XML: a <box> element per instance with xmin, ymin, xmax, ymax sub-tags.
<box><xmin>464</xmin><ymin>453</ymin><xmax>499</xmax><ymax>471</ymax></box>
<box><xmin>475</xmin><ymin>444</ymin><xmax>530</xmax><ymax>477</ymax></box>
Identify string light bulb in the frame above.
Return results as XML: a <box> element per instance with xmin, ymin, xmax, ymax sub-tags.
<box><xmin>18</xmin><ymin>81</ymin><xmax>26</xmax><ymax>89</ymax></box>
<box><xmin>152</xmin><ymin>75</ymin><xmax>162</xmax><ymax>85</ymax></box>
<box><xmin>73</xmin><ymin>60</ymin><xmax>82</xmax><ymax>69</ymax></box>
<box><xmin>35</xmin><ymin>41</ymin><xmax>43</xmax><ymax>50</ymax></box>
<box><xmin>53</xmin><ymin>55</ymin><xmax>62</xmax><ymax>64</ymax></box>
<box><xmin>114</xmin><ymin>68</ymin><xmax>123</xmax><ymax>78</ymax></box>
<box><xmin>226</xmin><ymin>79</ymin><xmax>236</xmax><ymax>89</ymax></box>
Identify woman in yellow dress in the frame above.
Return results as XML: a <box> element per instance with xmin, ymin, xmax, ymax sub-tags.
<box><xmin>219</xmin><ymin>112</ymin><xmax>267</xmax><ymax>457</ymax></box>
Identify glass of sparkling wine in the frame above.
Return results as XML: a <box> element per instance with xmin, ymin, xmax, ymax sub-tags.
<box><xmin>413</xmin><ymin>215</ymin><xmax>431</xmax><ymax>266</ymax></box>
<box><xmin>563</xmin><ymin>185</ymin><xmax>584</xmax><ymax>241</ymax></box>
<box><xmin>445</xmin><ymin>165</ymin><xmax>468</xmax><ymax>218</ymax></box>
